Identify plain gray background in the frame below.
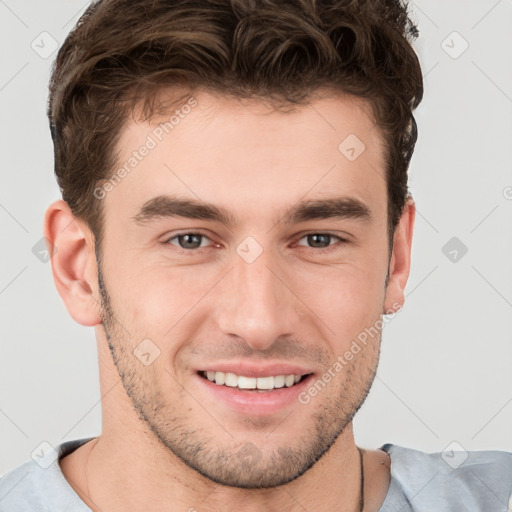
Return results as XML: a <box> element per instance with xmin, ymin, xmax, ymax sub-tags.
<box><xmin>1</xmin><ymin>0</ymin><xmax>511</xmax><ymax>476</ymax></box>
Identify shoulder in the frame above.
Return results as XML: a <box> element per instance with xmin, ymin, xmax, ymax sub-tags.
<box><xmin>380</xmin><ymin>443</ymin><xmax>512</xmax><ymax>511</ymax></box>
<box><xmin>0</xmin><ymin>457</ymin><xmax>50</xmax><ymax>512</ymax></box>
<box><xmin>0</xmin><ymin>438</ymin><xmax>95</xmax><ymax>512</ymax></box>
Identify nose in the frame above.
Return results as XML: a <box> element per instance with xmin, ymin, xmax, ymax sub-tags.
<box><xmin>214</xmin><ymin>242</ymin><xmax>300</xmax><ymax>351</ymax></box>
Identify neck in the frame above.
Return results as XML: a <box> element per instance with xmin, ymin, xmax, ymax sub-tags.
<box><xmin>74</xmin><ymin>426</ymin><xmax>363</xmax><ymax>512</ymax></box>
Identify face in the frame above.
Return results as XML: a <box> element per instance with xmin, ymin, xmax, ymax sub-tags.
<box><xmin>96</xmin><ymin>89</ymin><xmax>399</xmax><ymax>488</ymax></box>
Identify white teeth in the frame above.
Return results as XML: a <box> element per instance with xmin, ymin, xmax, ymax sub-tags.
<box><xmin>257</xmin><ymin>376</ymin><xmax>274</xmax><ymax>390</ymax></box>
<box><xmin>224</xmin><ymin>372</ymin><xmax>238</xmax><ymax>387</ymax></box>
<box><xmin>238</xmin><ymin>376</ymin><xmax>257</xmax><ymax>389</ymax></box>
<box><xmin>203</xmin><ymin>371</ymin><xmax>305</xmax><ymax>390</ymax></box>
<box><xmin>284</xmin><ymin>374</ymin><xmax>295</xmax><ymax>387</ymax></box>
<box><xmin>273</xmin><ymin>375</ymin><xmax>285</xmax><ymax>388</ymax></box>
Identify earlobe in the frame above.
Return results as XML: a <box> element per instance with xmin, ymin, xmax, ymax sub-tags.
<box><xmin>43</xmin><ymin>200</ymin><xmax>101</xmax><ymax>327</ymax></box>
<box><xmin>383</xmin><ymin>198</ymin><xmax>415</xmax><ymax>314</ymax></box>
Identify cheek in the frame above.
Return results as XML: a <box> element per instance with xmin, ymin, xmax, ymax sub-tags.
<box><xmin>122</xmin><ymin>265</ymin><xmax>215</xmax><ymax>334</ymax></box>
<box><xmin>292</xmin><ymin>261</ymin><xmax>386</xmax><ymax>342</ymax></box>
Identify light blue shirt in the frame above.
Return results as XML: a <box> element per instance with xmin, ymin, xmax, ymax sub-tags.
<box><xmin>1</xmin><ymin>437</ymin><xmax>511</xmax><ymax>511</ymax></box>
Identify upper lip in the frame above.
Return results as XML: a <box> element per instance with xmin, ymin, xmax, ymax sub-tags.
<box><xmin>197</xmin><ymin>361</ymin><xmax>314</xmax><ymax>378</ymax></box>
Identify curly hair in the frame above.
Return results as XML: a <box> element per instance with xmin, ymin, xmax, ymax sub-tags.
<box><xmin>48</xmin><ymin>0</ymin><xmax>423</xmax><ymax>255</ymax></box>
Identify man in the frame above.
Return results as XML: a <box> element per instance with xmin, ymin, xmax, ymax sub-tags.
<box><xmin>1</xmin><ymin>0</ymin><xmax>511</xmax><ymax>510</ymax></box>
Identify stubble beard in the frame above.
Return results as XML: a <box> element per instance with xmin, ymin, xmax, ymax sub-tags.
<box><xmin>96</xmin><ymin>261</ymin><xmax>381</xmax><ymax>489</ymax></box>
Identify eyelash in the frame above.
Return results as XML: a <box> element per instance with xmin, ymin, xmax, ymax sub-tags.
<box><xmin>163</xmin><ymin>231</ymin><xmax>349</xmax><ymax>254</ymax></box>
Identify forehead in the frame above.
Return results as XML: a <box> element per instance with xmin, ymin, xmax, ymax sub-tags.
<box><xmin>104</xmin><ymin>89</ymin><xmax>387</xmax><ymax>225</ymax></box>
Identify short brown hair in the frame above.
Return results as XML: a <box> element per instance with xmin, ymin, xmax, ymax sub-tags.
<box><xmin>48</xmin><ymin>0</ymin><xmax>423</xmax><ymax>255</ymax></box>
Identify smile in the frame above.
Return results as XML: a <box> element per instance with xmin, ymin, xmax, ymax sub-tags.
<box><xmin>200</xmin><ymin>371</ymin><xmax>309</xmax><ymax>391</ymax></box>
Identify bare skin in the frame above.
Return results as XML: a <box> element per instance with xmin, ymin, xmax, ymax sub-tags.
<box><xmin>47</xmin><ymin>88</ymin><xmax>414</xmax><ymax>512</ymax></box>
<box><xmin>60</xmin><ymin>436</ymin><xmax>391</xmax><ymax>511</ymax></box>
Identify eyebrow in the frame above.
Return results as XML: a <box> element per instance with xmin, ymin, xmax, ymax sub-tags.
<box><xmin>132</xmin><ymin>194</ymin><xmax>372</xmax><ymax>226</ymax></box>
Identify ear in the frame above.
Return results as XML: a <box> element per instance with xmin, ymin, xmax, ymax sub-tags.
<box><xmin>43</xmin><ymin>200</ymin><xmax>101</xmax><ymax>326</ymax></box>
<box><xmin>383</xmin><ymin>197</ymin><xmax>415</xmax><ymax>314</ymax></box>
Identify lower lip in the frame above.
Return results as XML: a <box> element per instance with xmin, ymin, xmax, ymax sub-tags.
<box><xmin>197</xmin><ymin>373</ymin><xmax>314</xmax><ymax>415</ymax></box>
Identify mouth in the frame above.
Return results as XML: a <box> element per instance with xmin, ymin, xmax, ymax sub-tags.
<box><xmin>196</xmin><ymin>367</ymin><xmax>315</xmax><ymax>415</ymax></box>
<box><xmin>198</xmin><ymin>370</ymin><xmax>312</xmax><ymax>392</ymax></box>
